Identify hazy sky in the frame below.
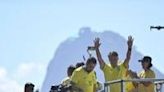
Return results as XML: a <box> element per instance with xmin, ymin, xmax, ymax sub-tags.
<box><xmin>0</xmin><ymin>0</ymin><xmax>164</xmax><ymax>91</ymax></box>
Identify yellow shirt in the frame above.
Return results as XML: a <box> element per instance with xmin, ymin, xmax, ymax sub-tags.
<box><xmin>138</xmin><ymin>69</ymin><xmax>155</xmax><ymax>92</ymax></box>
<box><xmin>125</xmin><ymin>76</ymin><xmax>138</xmax><ymax>92</ymax></box>
<box><xmin>102</xmin><ymin>62</ymin><xmax>128</xmax><ymax>92</ymax></box>
<box><xmin>71</xmin><ymin>67</ymin><xmax>97</xmax><ymax>92</ymax></box>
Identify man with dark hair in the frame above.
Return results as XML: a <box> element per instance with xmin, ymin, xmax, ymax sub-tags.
<box><xmin>24</xmin><ymin>82</ymin><xmax>35</xmax><ymax>92</ymax></box>
<box><xmin>71</xmin><ymin>57</ymin><xmax>97</xmax><ymax>92</ymax></box>
<box><xmin>138</xmin><ymin>56</ymin><xmax>155</xmax><ymax>92</ymax></box>
<box><xmin>67</xmin><ymin>65</ymin><xmax>76</xmax><ymax>77</ymax></box>
<box><xmin>127</xmin><ymin>56</ymin><xmax>155</xmax><ymax>92</ymax></box>
<box><xmin>138</xmin><ymin>56</ymin><xmax>153</xmax><ymax>69</ymax></box>
<box><xmin>76</xmin><ymin>62</ymin><xmax>85</xmax><ymax>68</ymax></box>
<box><xmin>94</xmin><ymin>36</ymin><xmax>133</xmax><ymax>92</ymax></box>
<box><xmin>61</xmin><ymin>65</ymin><xmax>76</xmax><ymax>85</ymax></box>
<box><xmin>76</xmin><ymin>61</ymin><xmax>102</xmax><ymax>91</ymax></box>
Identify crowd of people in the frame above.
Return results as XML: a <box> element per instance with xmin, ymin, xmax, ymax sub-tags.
<box><xmin>24</xmin><ymin>36</ymin><xmax>156</xmax><ymax>92</ymax></box>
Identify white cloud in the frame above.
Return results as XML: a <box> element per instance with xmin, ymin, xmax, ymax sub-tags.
<box><xmin>0</xmin><ymin>67</ymin><xmax>23</xmax><ymax>92</ymax></box>
<box><xmin>16</xmin><ymin>62</ymin><xmax>46</xmax><ymax>79</ymax></box>
<box><xmin>14</xmin><ymin>62</ymin><xmax>47</xmax><ymax>90</ymax></box>
<box><xmin>0</xmin><ymin>61</ymin><xmax>47</xmax><ymax>92</ymax></box>
<box><xmin>0</xmin><ymin>67</ymin><xmax>7</xmax><ymax>78</ymax></box>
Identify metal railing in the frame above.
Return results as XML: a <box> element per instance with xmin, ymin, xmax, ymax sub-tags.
<box><xmin>104</xmin><ymin>78</ymin><xmax>164</xmax><ymax>92</ymax></box>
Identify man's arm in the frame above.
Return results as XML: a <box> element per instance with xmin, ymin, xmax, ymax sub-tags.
<box><xmin>141</xmin><ymin>73</ymin><xmax>155</xmax><ymax>87</ymax></box>
<box><xmin>128</xmin><ymin>70</ymin><xmax>155</xmax><ymax>87</ymax></box>
<box><xmin>71</xmin><ymin>71</ymin><xmax>84</xmax><ymax>92</ymax></box>
<box><xmin>123</xmin><ymin>36</ymin><xmax>134</xmax><ymax>68</ymax></box>
<box><xmin>128</xmin><ymin>70</ymin><xmax>140</xmax><ymax>87</ymax></box>
<box><xmin>141</xmin><ymin>82</ymin><xmax>152</xmax><ymax>87</ymax></box>
<box><xmin>71</xmin><ymin>71</ymin><xmax>78</xmax><ymax>84</ymax></box>
<box><xmin>94</xmin><ymin>38</ymin><xmax>105</xmax><ymax>69</ymax></box>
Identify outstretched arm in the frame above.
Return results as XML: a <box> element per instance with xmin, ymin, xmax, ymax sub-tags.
<box><xmin>128</xmin><ymin>70</ymin><xmax>154</xmax><ymax>87</ymax></box>
<box><xmin>141</xmin><ymin>73</ymin><xmax>155</xmax><ymax>87</ymax></box>
<box><xmin>123</xmin><ymin>36</ymin><xmax>134</xmax><ymax>68</ymax></box>
<box><xmin>128</xmin><ymin>70</ymin><xmax>139</xmax><ymax>87</ymax></box>
<box><xmin>94</xmin><ymin>38</ymin><xmax>105</xmax><ymax>69</ymax></box>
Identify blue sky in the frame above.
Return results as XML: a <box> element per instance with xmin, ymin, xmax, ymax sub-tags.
<box><xmin>0</xmin><ymin>0</ymin><xmax>164</xmax><ymax>91</ymax></box>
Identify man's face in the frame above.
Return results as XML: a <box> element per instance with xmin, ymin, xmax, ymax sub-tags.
<box><xmin>108</xmin><ymin>55</ymin><xmax>118</xmax><ymax>66</ymax></box>
<box><xmin>141</xmin><ymin>61</ymin><xmax>150</xmax><ymax>69</ymax></box>
<box><xmin>86</xmin><ymin>62</ymin><xmax>96</xmax><ymax>73</ymax></box>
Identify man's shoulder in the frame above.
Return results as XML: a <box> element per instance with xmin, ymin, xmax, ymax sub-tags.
<box><xmin>91</xmin><ymin>70</ymin><xmax>96</xmax><ymax>75</ymax></box>
<box><xmin>148</xmin><ymin>69</ymin><xmax>155</xmax><ymax>76</ymax></box>
<box><xmin>149</xmin><ymin>69</ymin><xmax>155</xmax><ymax>73</ymax></box>
<box><xmin>118</xmin><ymin>60</ymin><xmax>124</xmax><ymax>65</ymax></box>
<box><xmin>102</xmin><ymin>63</ymin><xmax>111</xmax><ymax>69</ymax></box>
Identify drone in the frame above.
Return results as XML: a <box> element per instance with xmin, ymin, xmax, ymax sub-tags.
<box><xmin>150</xmin><ymin>26</ymin><xmax>164</xmax><ymax>31</ymax></box>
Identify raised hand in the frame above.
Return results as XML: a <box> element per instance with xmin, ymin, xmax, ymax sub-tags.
<box><xmin>127</xmin><ymin>36</ymin><xmax>134</xmax><ymax>48</ymax></box>
<box><xmin>94</xmin><ymin>38</ymin><xmax>101</xmax><ymax>49</ymax></box>
<box><xmin>94</xmin><ymin>37</ymin><xmax>105</xmax><ymax>69</ymax></box>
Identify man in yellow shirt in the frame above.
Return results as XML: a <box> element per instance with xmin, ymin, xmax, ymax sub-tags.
<box><xmin>93</xmin><ymin>36</ymin><xmax>134</xmax><ymax>92</ymax></box>
<box><xmin>126</xmin><ymin>56</ymin><xmax>156</xmax><ymax>92</ymax></box>
<box><xmin>71</xmin><ymin>57</ymin><xmax>97</xmax><ymax>92</ymax></box>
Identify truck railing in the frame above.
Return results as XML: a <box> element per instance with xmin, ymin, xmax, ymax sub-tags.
<box><xmin>104</xmin><ymin>78</ymin><xmax>164</xmax><ymax>92</ymax></box>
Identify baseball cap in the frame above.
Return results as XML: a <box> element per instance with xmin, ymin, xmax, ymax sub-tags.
<box><xmin>138</xmin><ymin>56</ymin><xmax>152</xmax><ymax>63</ymax></box>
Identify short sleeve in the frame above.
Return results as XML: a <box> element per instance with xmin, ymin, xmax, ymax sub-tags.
<box><xmin>120</xmin><ymin>62</ymin><xmax>128</xmax><ymax>70</ymax></box>
<box><xmin>119</xmin><ymin>63</ymin><xmax>128</xmax><ymax>77</ymax></box>
<box><xmin>71</xmin><ymin>70</ymin><xmax>79</xmax><ymax>84</ymax></box>
<box><xmin>101</xmin><ymin>63</ymin><xmax>110</xmax><ymax>72</ymax></box>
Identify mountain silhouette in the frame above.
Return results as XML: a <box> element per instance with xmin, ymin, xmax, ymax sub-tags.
<box><xmin>41</xmin><ymin>27</ymin><xmax>164</xmax><ymax>92</ymax></box>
